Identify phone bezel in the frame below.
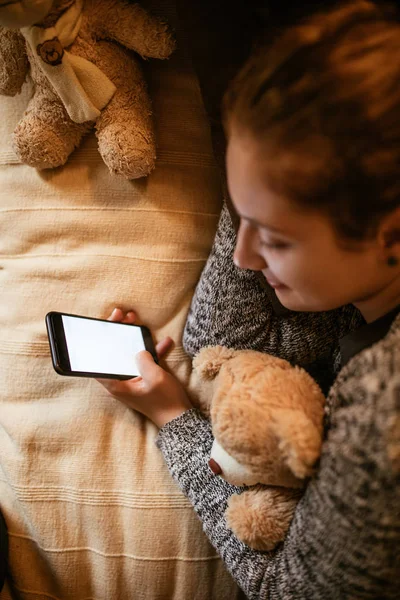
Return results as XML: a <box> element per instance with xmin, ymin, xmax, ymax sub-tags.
<box><xmin>45</xmin><ymin>311</ymin><xmax>158</xmax><ymax>380</ymax></box>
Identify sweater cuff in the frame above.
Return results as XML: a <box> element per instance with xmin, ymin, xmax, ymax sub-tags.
<box><xmin>155</xmin><ymin>408</ymin><xmax>213</xmax><ymax>454</ymax></box>
<box><xmin>155</xmin><ymin>409</ymin><xmax>216</xmax><ymax>494</ymax></box>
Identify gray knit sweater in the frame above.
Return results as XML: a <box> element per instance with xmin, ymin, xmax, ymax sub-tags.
<box><xmin>156</xmin><ymin>311</ymin><xmax>400</xmax><ymax>599</ymax></box>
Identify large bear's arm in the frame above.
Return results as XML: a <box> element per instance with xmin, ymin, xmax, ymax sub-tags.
<box><xmin>98</xmin><ymin>0</ymin><xmax>175</xmax><ymax>60</ymax></box>
<box><xmin>0</xmin><ymin>28</ymin><xmax>29</xmax><ymax>96</ymax></box>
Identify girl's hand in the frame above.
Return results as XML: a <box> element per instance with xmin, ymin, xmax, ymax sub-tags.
<box><xmin>96</xmin><ymin>308</ymin><xmax>193</xmax><ymax>428</ymax></box>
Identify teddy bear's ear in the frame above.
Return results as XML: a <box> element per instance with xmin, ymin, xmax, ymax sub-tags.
<box><xmin>272</xmin><ymin>409</ymin><xmax>324</xmax><ymax>479</ymax></box>
<box><xmin>192</xmin><ymin>345</ymin><xmax>237</xmax><ymax>380</ymax></box>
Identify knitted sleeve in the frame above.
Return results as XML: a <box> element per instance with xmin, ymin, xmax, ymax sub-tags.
<box><xmin>156</xmin><ymin>382</ymin><xmax>400</xmax><ymax>600</ymax></box>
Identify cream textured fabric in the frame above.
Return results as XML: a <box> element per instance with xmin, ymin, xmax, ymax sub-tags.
<box><xmin>0</xmin><ymin>1</ymin><xmax>244</xmax><ymax>598</ymax></box>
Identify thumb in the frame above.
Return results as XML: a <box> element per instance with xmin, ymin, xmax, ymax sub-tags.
<box><xmin>135</xmin><ymin>350</ymin><xmax>160</xmax><ymax>379</ymax></box>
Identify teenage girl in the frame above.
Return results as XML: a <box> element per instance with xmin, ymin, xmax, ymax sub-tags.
<box><xmin>98</xmin><ymin>2</ymin><xmax>400</xmax><ymax>597</ymax></box>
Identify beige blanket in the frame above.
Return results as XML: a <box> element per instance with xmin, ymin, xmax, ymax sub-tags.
<box><xmin>0</xmin><ymin>1</ymin><xmax>244</xmax><ymax>597</ymax></box>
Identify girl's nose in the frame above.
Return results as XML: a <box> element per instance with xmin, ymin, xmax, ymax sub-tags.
<box><xmin>233</xmin><ymin>220</ymin><xmax>267</xmax><ymax>271</ymax></box>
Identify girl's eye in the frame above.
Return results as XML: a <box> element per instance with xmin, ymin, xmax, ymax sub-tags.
<box><xmin>260</xmin><ymin>240</ymin><xmax>290</xmax><ymax>250</ymax></box>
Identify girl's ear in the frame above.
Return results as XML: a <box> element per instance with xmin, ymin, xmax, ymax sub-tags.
<box><xmin>189</xmin><ymin>346</ymin><xmax>237</xmax><ymax>417</ymax></box>
<box><xmin>379</xmin><ymin>206</ymin><xmax>400</xmax><ymax>266</ymax></box>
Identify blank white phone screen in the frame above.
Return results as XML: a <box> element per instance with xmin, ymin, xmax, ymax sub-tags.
<box><xmin>62</xmin><ymin>316</ymin><xmax>146</xmax><ymax>377</ymax></box>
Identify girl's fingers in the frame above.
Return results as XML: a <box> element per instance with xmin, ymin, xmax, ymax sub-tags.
<box><xmin>108</xmin><ymin>308</ymin><xmax>137</xmax><ymax>324</ymax></box>
<box><xmin>96</xmin><ymin>377</ymin><xmax>122</xmax><ymax>391</ymax></box>
<box><xmin>97</xmin><ymin>377</ymin><xmax>137</xmax><ymax>396</ymax></box>
<box><xmin>96</xmin><ymin>378</ymin><xmax>118</xmax><ymax>397</ymax></box>
<box><xmin>156</xmin><ymin>336</ymin><xmax>173</xmax><ymax>358</ymax></box>
<box><xmin>108</xmin><ymin>308</ymin><xmax>124</xmax><ymax>322</ymax></box>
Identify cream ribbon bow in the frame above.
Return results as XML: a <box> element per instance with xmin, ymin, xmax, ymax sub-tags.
<box><xmin>21</xmin><ymin>0</ymin><xmax>116</xmax><ymax>123</ymax></box>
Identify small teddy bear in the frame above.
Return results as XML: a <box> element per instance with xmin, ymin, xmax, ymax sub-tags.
<box><xmin>0</xmin><ymin>0</ymin><xmax>175</xmax><ymax>178</ymax></box>
<box><xmin>189</xmin><ymin>345</ymin><xmax>326</xmax><ymax>551</ymax></box>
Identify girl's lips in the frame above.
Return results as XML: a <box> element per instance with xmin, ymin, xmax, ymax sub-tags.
<box><xmin>265</xmin><ymin>276</ymin><xmax>287</xmax><ymax>290</ymax></box>
<box><xmin>267</xmin><ymin>280</ymin><xmax>286</xmax><ymax>289</ymax></box>
<box><xmin>263</xmin><ymin>269</ymin><xmax>288</xmax><ymax>290</ymax></box>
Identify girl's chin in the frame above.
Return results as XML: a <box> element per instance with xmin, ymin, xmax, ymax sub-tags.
<box><xmin>276</xmin><ymin>290</ymin><xmax>335</xmax><ymax>313</ymax></box>
<box><xmin>274</xmin><ymin>287</ymin><xmax>298</xmax><ymax>309</ymax></box>
<box><xmin>274</xmin><ymin>289</ymin><xmax>313</xmax><ymax>311</ymax></box>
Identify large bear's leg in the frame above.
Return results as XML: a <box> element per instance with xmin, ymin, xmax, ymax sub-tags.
<box><xmin>13</xmin><ymin>88</ymin><xmax>92</xmax><ymax>169</ymax></box>
<box><xmin>95</xmin><ymin>56</ymin><xmax>155</xmax><ymax>180</ymax></box>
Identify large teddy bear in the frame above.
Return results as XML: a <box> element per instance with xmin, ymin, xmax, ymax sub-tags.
<box><xmin>189</xmin><ymin>346</ymin><xmax>326</xmax><ymax>551</ymax></box>
<box><xmin>0</xmin><ymin>0</ymin><xmax>175</xmax><ymax>178</ymax></box>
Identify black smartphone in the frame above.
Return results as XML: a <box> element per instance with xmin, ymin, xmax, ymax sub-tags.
<box><xmin>45</xmin><ymin>311</ymin><xmax>158</xmax><ymax>380</ymax></box>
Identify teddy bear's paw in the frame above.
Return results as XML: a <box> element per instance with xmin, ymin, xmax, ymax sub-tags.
<box><xmin>192</xmin><ymin>346</ymin><xmax>237</xmax><ymax>380</ymax></box>
<box><xmin>226</xmin><ymin>487</ymin><xmax>299</xmax><ymax>551</ymax></box>
<box><xmin>13</xmin><ymin>116</ymin><xmax>79</xmax><ymax>169</ymax></box>
<box><xmin>151</xmin><ymin>23</ymin><xmax>176</xmax><ymax>60</ymax></box>
<box><xmin>97</xmin><ymin>125</ymin><xmax>156</xmax><ymax>180</ymax></box>
<box><xmin>140</xmin><ymin>17</ymin><xmax>176</xmax><ymax>60</ymax></box>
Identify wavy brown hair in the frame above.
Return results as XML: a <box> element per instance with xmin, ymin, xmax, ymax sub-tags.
<box><xmin>223</xmin><ymin>0</ymin><xmax>400</xmax><ymax>241</ymax></box>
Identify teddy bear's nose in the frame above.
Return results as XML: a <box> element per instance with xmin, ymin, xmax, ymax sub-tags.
<box><xmin>208</xmin><ymin>458</ymin><xmax>222</xmax><ymax>476</ymax></box>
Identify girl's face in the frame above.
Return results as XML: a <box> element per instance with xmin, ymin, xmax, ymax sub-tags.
<box><xmin>227</xmin><ymin>131</ymin><xmax>399</xmax><ymax>321</ymax></box>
